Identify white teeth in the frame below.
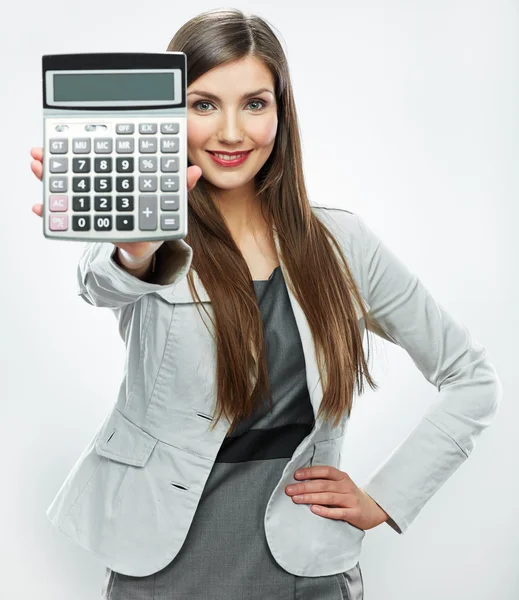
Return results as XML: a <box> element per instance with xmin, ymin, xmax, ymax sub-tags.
<box><xmin>212</xmin><ymin>152</ymin><xmax>247</xmax><ymax>161</ymax></box>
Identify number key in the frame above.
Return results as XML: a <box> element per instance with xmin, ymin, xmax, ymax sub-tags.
<box><xmin>116</xmin><ymin>177</ymin><xmax>134</xmax><ymax>192</ymax></box>
<box><xmin>72</xmin><ymin>177</ymin><xmax>90</xmax><ymax>193</ymax></box>
<box><xmin>116</xmin><ymin>157</ymin><xmax>134</xmax><ymax>173</ymax></box>
<box><xmin>94</xmin><ymin>177</ymin><xmax>112</xmax><ymax>193</ymax></box>
<box><xmin>72</xmin><ymin>215</ymin><xmax>91</xmax><ymax>231</ymax></box>
<box><xmin>95</xmin><ymin>157</ymin><xmax>112</xmax><ymax>173</ymax></box>
<box><xmin>94</xmin><ymin>196</ymin><xmax>112</xmax><ymax>211</ymax></box>
<box><xmin>116</xmin><ymin>196</ymin><xmax>134</xmax><ymax>211</ymax></box>
<box><xmin>73</xmin><ymin>158</ymin><xmax>91</xmax><ymax>173</ymax></box>
<box><xmin>94</xmin><ymin>215</ymin><xmax>112</xmax><ymax>231</ymax></box>
<box><xmin>72</xmin><ymin>195</ymin><xmax>91</xmax><ymax>211</ymax></box>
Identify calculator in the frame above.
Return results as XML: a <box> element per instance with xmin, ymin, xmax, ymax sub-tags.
<box><xmin>42</xmin><ymin>52</ymin><xmax>188</xmax><ymax>242</ymax></box>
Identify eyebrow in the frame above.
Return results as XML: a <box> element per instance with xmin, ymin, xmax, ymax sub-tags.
<box><xmin>186</xmin><ymin>88</ymin><xmax>274</xmax><ymax>101</ymax></box>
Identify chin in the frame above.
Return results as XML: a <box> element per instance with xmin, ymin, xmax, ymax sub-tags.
<box><xmin>209</xmin><ymin>179</ymin><xmax>252</xmax><ymax>190</ymax></box>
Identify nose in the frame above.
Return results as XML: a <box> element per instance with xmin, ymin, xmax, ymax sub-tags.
<box><xmin>216</xmin><ymin>110</ymin><xmax>244</xmax><ymax>144</ymax></box>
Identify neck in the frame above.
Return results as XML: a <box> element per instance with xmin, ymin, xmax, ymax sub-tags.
<box><xmin>209</xmin><ymin>182</ymin><xmax>269</xmax><ymax>244</ymax></box>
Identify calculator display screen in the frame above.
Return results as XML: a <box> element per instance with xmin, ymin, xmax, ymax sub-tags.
<box><xmin>46</xmin><ymin>69</ymin><xmax>182</xmax><ymax>107</ymax></box>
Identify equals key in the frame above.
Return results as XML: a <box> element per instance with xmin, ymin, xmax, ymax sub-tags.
<box><xmin>161</xmin><ymin>214</ymin><xmax>179</xmax><ymax>230</ymax></box>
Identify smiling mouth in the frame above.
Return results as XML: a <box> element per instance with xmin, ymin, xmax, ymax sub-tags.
<box><xmin>205</xmin><ymin>150</ymin><xmax>254</xmax><ymax>166</ymax></box>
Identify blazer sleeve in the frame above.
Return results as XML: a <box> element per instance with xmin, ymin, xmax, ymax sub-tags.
<box><xmin>354</xmin><ymin>213</ymin><xmax>502</xmax><ymax>535</ymax></box>
<box><xmin>77</xmin><ymin>240</ymin><xmax>193</xmax><ymax>308</ymax></box>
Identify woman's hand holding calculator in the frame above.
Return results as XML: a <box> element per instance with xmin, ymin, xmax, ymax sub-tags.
<box><xmin>30</xmin><ymin>146</ymin><xmax>202</xmax><ymax>268</ymax></box>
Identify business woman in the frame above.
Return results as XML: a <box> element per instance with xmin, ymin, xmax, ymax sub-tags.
<box><xmin>30</xmin><ymin>8</ymin><xmax>500</xmax><ymax>600</ymax></box>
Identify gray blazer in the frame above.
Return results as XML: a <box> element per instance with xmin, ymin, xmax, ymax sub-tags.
<box><xmin>46</xmin><ymin>206</ymin><xmax>501</xmax><ymax>577</ymax></box>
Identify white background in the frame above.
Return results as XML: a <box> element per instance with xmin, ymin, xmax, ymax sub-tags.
<box><xmin>1</xmin><ymin>1</ymin><xmax>516</xmax><ymax>598</ymax></box>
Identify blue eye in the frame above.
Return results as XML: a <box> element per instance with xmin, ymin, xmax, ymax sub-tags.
<box><xmin>194</xmin><ymin>101</ymin><xmax>213</xmax><ymax>112</ymax></box>
<box><xmin>247</xmin><ymin>100</ymin><xmax>266</xmax><ymax>111</ymax></box>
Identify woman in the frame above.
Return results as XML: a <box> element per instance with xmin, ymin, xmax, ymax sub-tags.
<box><xmin>30</xmin><ymin>8</ymin><xmax>500</xmax><ymax>600</ymax></box>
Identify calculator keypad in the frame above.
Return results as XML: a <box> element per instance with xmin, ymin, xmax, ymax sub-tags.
<box><xmin>45</xmin><ymin>118</ymin><xmax>184</xmax><ymax>239</ymax></box>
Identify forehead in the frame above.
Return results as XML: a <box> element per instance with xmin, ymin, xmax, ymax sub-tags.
<box><xmin>188</xmin><ymin>56</ymin><xmax>274</xmax><ymax>93</ymax></box>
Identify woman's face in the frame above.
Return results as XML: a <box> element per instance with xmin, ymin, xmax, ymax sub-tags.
<box><xmin>186</xmin><ymin>56</ymin><xmax>278</xmax><ymax>195</ymax></box>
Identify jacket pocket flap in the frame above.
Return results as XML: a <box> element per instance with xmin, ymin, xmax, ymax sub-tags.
<box><xmin>95</xmin><ymin>408</ymin><xmax>158</xmax><ymax>467</ymax></box>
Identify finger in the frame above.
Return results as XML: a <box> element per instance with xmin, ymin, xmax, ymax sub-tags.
<box><xmin>187</xmin><ymin>165</ymin><xmax>202</xmax><ymax>192</ymax></box>
<box><xmin>294</xmin><ymin>466</ymin><xmax>343</xmax><ymax>481</ymax></box>
<box><xmin>32</xmin><ymin>204</ymin><xmax>43</xmax><ymax>218</ymax></box>
<box><xmin>31</xmin><ymin>159</ymin><xmax>43</xmax><ymax>181</ymax></box>
<box><xmin>291</xmin><ymin>492</ymin><xmax>343</xmax><ymax>506</ymax></box>
<box><xmin>309</xmin><ymin>505</ymin><xmax>359</xmax><ymax>522</ymax></box>
<box><xmin>31</xmin><ymin>147</ymin><xmax>43</xmax><ymax>161</ymax></box>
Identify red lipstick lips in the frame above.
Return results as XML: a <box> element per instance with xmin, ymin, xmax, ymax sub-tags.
<box><xmin>206</xmin><ymin>149</ymin><xmax>253</xmax><ymax>167</ymax></box>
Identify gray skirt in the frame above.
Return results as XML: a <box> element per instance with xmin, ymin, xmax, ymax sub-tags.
<box><xmin>102</xmin><ymin>561</ymin><xmax>364</xmax><ymax>600</ymax></box>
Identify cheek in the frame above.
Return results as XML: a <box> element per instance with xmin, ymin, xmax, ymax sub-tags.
<box><xmin>187</xmin><ymin>120</ymin><xmax>206</xmax><ymax>149</ymax></box>
<box><xmin>251</xmin><ymin>115</ymin><xmax>278</xmax><ymax>147</ymax></box>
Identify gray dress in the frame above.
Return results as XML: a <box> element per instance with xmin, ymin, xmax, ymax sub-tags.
<box><xmin>103</xmin><ymin>266</ymin><xmax>364</xmax><ymax>600</ymax></box>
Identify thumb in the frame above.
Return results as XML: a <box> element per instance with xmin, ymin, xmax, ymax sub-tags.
<box><xmin>187</xmin><ymin>165</ymin><xmax>202</xmax><ymax>192</ymax></box>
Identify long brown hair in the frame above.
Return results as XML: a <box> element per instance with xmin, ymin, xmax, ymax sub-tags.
<box><xmin>160</xmin><ymin>8</ymin><xmax>378</xmax><ymax>435</ymax></box>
